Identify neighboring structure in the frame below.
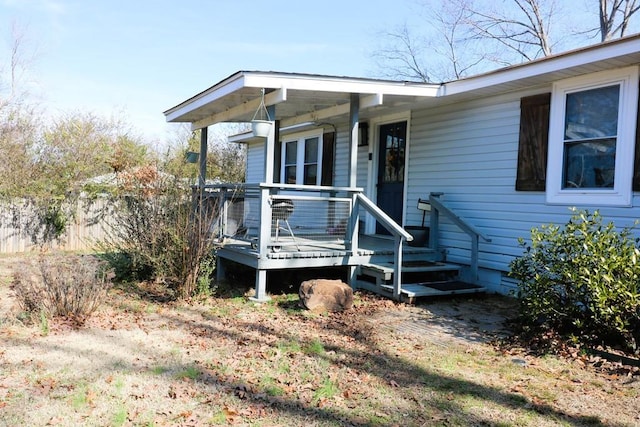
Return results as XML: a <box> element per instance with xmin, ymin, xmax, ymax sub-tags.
<box><xmin>164</xmin><ymin>34</ymin><xmax>640</xmax><ymax>301</ymax></box>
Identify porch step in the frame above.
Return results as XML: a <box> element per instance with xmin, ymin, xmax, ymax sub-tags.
<box><xmin>379</xmin><ymin>281</ymin><xmax>485</xmax><ymax>298</ymax></box>
<box><xmin>359</xmin><ymin>261</ymin><xmax>461</xmax><ymax>283</ymax></box>
<box><xmin>357</xmin><ymin>260</ymin><xmax>485</xmax><ymax>302</ymax></box>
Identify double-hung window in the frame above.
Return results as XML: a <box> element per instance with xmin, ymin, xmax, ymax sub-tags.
<box><xmin>546</xmin><ymin>66</ymin><xmax>639</xmax><ymax>206</ymax></box>
<box><xmin>281</xmin><ymin>132</ymin><xmax>323</xmax><ymax>185</ymax></box>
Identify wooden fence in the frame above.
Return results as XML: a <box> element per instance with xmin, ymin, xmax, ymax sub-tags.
<box><xmin>0</xmin><ymin>199</ymin><xmax>112</xmax><ymax>254</ymax></box>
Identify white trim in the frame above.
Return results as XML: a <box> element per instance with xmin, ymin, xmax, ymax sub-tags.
<box><xmin>365</xmin><ymin>111</ymin><xmax>412</xmax><ymax>234</ymax></box>
<box><xmin>280</xmin><ymin>129</ymin><xmax>324</xmax><ymax>185</ymax></box>
<box><xmin>242</xmin><ymin>73</ymin><xmax>439</xmax><ymax>97</ymax></box>
<box><xmin>442</xmin><ymin>35</ymin><xmax>640</xmax><ymax>96</ymax></box>
<box><xmin>165</xmin><ymin>74</ymin><xmax>245</xmax><ymax>122</ymax></box>
<box><xmin>546</xmin><ymin>66</ymin><xmax>639</xmax><ymax>206</ymax></box>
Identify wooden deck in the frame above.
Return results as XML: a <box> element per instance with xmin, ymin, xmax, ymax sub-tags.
<box><xmin>216</xmin><ymin>233</ymin><xmax>438</xmax><ymax>269</ymax></box>
<box><xmin>207</xmin><ymin>186</ymin><xmax>487</xmax><ymax>302</ymax></box>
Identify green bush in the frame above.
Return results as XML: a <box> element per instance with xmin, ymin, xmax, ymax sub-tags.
<box><xmin>510</xmin><ymin>209</ymin><xmax>640</xmax><ymax>353</ymax></box>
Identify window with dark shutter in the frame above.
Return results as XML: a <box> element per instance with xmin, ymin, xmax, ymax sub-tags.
<box><xmin>321</xmin><ymin>131</ymin><xmax>335</xmax><ymax>186</ymax></box>
<box><xmin>273</xmin><ymin>122</ymin><xmax>281</xmax><ymax>183</ymax></box>
<box><xmin>633</xmin><ymin>93</ymin><xmax>640</xmax><ymax>191</ymax></box>
<box><xmin>516</xmin><ymin>93</ymin><xmax>551</xmax><ymax>191</ymax></box>
<box><xmin>273</xmin><ymin>139</ymin><xmax>282</xmax><ymax>184</ymax></box>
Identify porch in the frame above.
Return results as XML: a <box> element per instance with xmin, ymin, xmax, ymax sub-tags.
<box><xmin>201</xmin><ymin>183</ymin><xmax>487</xmax><ymax>302</ymax></box>
<box><xmin>165</xmin><ymin>71</ymin><xmax>490</xmax><ymax>301</ymax></box>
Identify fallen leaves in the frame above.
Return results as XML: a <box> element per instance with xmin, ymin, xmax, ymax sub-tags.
<box><xmin>2</xmin><ymin>283</ymin><xmax>640</xmax><ymax>426</ymax></box>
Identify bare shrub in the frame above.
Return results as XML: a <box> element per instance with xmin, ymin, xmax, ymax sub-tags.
<box><xmin>12</xmin><ymin>254</ymin><xmax>113</xmax><ymax>325</ymax></box>
<box><xmin>99</xmin><ymin>165</ymin><xmax>219</xmax><ymax>299</ymax></box>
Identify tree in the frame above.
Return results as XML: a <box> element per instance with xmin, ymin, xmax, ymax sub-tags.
<box><xmin>27</xmin><ymin>112</ymin><xmax>149</xmax><ymax>197</ymax></box>
<box><xmin>372</xmin><ymin>24</ymin><xmax>432</xmax><ymax>82</ymax></box>
<box><xmin>599</xmin><ymin>0</ymin><xmax>640</xmax><ymax>41</ymax></box>
<box><xmin>164</xmin><ymin>123</ymin><xmax>246</xmax><ymax>184</ymax></box>
<box><xmin>374</xmin><ymin>0</ymin><xmax>640</xmax><ymax>82</ymax></box>
<box><xmin>1</xmin><ymin>21</ymin><xmax>38</xmax><ymax>108</ymax></box>
<box><xmin>465</xmin><ymin>0</ymin><xmax>556</xmax><ymax>61</ymax></box>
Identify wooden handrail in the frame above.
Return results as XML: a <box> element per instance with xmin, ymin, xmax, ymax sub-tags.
<box><xmin>356</xmin><ymin>193</ymin><xmax>413</xmax><ymax>242</ymax></box>
<box><xmin>356</xmin><ymin>193</ymin><xmax>412</xmax><ymax>300</ymax></box>
<box><xmin>429</xmin><ymin>192</ymin><xmax>490</xmax><ymax>284</ymax></box>
<box><xmin>428</xmin><ymin>194</ymin><xmax>491</xmax><ymax>243</ymax></box>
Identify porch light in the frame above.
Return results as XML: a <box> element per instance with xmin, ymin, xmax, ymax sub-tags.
<box><xmin>358</xmin><ymin>122</ymin><xmax>369</xmax><ymax>146</ymax></box>
<box><xmin>251</xmin><ymin>88</ymin><xmax>272</xmax><ymax>138</ymax></box>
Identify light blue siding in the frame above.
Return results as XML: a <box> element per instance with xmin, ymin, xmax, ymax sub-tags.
<box><xmin>407</xmin><ymin>89</ymin><xmax>640</xmax><ymax>294</ymax></box>
<box><xmin>332</xmin><ymin>124</ymin><xmax>370</xmax><ymax>193</ymax></box>
<box><xmin>245</xmin><ymin>141</ymin><xmax>264</xmax><ymax>184</ymax></box>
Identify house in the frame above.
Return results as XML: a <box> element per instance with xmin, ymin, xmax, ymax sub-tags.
<box><xmin>164</xmin><ymin>34</ymin><xmax>640</xmax><ymax>302</ymax></box>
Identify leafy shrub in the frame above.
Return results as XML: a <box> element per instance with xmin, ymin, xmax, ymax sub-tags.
<box><xmin>510</xmin><ymin>209</ymin><xmax>640</xmax><ymax>353</ymax></box>
<box><xmin>12</xmin><ymin>254</ymin><xmax>114</xmax><ymax>325</ymax></box>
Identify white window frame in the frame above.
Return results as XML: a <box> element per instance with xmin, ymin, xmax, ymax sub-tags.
<box><xmin>280</xmin><ymin>130</ymin><xmax>323</xmax><ymax>185</ymax></box>
<box><xmin>546</xmin><ymin>66</ymin><xmax>639</xmax><ymax>206</ymax></box>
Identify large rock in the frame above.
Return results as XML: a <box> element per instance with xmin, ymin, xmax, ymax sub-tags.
<box><xmin>299</xmin><ymin>279</ymin><xmax>353</xmax><ymax>312</ymax></box>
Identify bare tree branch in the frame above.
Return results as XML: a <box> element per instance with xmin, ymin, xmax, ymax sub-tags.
<box><xmin>600</xmin><ymin>0</ymin><xmax>640</xmax><ymax>41</ymax></box>
<box><xmin>1</xmin><ymin>22</ymin><xmax>39</xmax><ymax>109</ymax></box>
<box><xmin>371</xmin><ymin>0</ymin><xmax>640</xmax><ymax>83</ymax></box>
<box><xmin>431</xmin><ymin>0</ymin><xmax>488</xmax><ymax>79</ymax></box>
<box><xmin>371</xmin><ymin>24</ymin><xmax>431</xmax><ymax>82</ymax></box>
<box><xmin>466</xmin><ymin>0</ymin><xmax>555</xmax><ymax>60</ymax></box>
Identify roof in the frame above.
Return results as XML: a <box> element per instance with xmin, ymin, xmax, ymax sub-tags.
<box><xmin>164</xmin><ymin>72</ymin><xmax>439</xmax><ymax>130</ymax></box>
<box><xmin>164</xmin><ymin>34</ymin><xmax>640</xmax><ymax>130</ymax></box>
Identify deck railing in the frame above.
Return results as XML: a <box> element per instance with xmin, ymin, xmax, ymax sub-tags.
<box><xmin>198</xmin><ymin>183</ymin><xmax>362</xmax><ymax>251</ymax></box>
<box><xmin>197</xmin><ymin>183</ymin><xmax>414</xmax><ymax>297</ymax></box>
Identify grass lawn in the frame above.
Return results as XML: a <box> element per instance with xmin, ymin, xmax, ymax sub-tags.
<box><xmin>1</xmin><ymin>256</ymin><xmax>639</xmax><ymax>426</ymax></box>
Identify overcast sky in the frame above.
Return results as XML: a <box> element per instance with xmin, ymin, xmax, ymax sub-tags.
<box><xmin>1</xmin><ymin>0</ymin><xmax>420</xmax><ymax>147</ymax></box>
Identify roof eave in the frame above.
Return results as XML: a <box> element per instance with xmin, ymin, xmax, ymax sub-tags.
<box><xmin>441</xmin><ymin>33</ymin><xmax>640</xmax><ymax>96</ymax></box>
<box><xmin>163</xmin><ymin>71</ymin><xmax>439</xmax><ymax>124</ymax></box>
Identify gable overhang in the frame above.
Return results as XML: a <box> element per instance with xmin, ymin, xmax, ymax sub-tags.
<box><xmin>440</xmin><ymin>33</ymin><xmax>640</xmax><ymax>100</ymax></box>
<box><xmin>163</xmin><ymin>72</ymin><xmax>440</xmax><ymax>130</ymax></box>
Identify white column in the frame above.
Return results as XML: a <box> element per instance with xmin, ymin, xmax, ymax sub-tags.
<box><xmin>348</xmin><ymin>94</ymin><xmax>359</xmax><ymax>188</ymax></box>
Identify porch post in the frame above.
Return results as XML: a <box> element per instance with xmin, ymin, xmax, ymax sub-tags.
<box><xmin>348</xmin><ymin>93</ymin><xmax>359</xmax><ymax>188</ymax></box>
<box><xmin>347</xmin><ymin>95</ymin><xmax>360</xmax><ymax>289</ymax></box>
<box><xmin>263</xmin><ymin>104</ymin><xmax>276</xmax><ymax>184</ymax></box>
<box><xmin>471</xmin><ymin>235</ymin><xmax>479</xmax><ymax>284</ymax></box>
<box><xmin>198</xmin><ymin>126</ymin><xmax>208</xmax><ymax>200</ymax></box>
<box><xmin>259</xmin><ymin>105</ymin><xmax>277</xmax><ymax>254</ymax></box>
<box><xmin>429</xmin><ymin>192</ymin><xmax>442</xmax><ymax>252</ymax></box>
<box><xmin>252</xmin><ymin>104</ymin><xmax>277</xmax><ymax>303</ymax></box>
<box><xmin>393</xmin><ymin>235</ymin><xmax>403</xmax><ymax>300</ymax></box>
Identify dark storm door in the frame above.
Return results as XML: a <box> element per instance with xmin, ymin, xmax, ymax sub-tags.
<box><xmin>376</xmin><ymin>121</ymin><xmax>407</xmax><ymax>234</ymax></box>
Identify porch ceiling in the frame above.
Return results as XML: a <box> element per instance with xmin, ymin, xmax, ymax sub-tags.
<box><xmin>163</xmin><ymin>71</ymin><xmax>440</xmax><ymax>130</ymax></box>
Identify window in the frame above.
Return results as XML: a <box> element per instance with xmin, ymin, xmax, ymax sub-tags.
<box><xmin>281</xmin><ymin>132</ymin><xmax>323</xmax><ymax>185</ymax></box>
<box><xmin>546</xmin><ymin>66</ymin><xmax>639</xmax><ymax>206</ymax></box>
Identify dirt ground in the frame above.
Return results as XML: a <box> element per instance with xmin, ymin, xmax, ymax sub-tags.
<box><xmin>1</xmin><ymin>254</ymin><xmax>639</xmax><ymax>426</ymax></box>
